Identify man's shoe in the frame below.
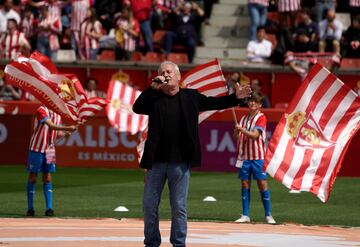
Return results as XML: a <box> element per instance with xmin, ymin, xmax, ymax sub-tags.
<box><xmin>26</xmin><ymin>208</ymin><xmax>35</xmax><ymax>216</ymax></box>
<box><xmin>235</xmin><ymin>215</ymin><xmax>250</xmax><ymax>223</ymax></box>
<box><xmin>265</xmin><ymin>215</ymin><xmax>276</xmax><ymax>224</ymax></box>
<box><xmin>45</xmin><ymin>209</ymin><xmax>54</xmax><ymax>217</ymax></box>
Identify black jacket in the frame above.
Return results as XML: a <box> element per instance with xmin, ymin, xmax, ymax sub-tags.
<box><xmin>133</xmin><ymin>87</ymin><xmax>242</xmax><ymax>169</ymax></box>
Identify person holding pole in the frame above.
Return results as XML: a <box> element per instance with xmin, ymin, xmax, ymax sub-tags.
<box><xmin>233</xmin><ymin>92</ymin><xmax>276</xmax><ymax>224</ymax></box>
<box><xmin>26</xmin><ymin>105</ymin><xmax>77</xmax><ymax>217</ymax></box>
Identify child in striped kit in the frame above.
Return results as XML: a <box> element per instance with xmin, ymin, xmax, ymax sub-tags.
<box><xmin>234</xmin><ymin>92</ymin><xmax>276</xmax><ymax>224</ymax></box>
<box><xmin>26</xmin><ymin>105</ymin><xmax>77</xmax><ymax>217</ymax></box>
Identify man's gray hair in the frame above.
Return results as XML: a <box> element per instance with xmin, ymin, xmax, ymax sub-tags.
<box><xmin>158</xmin><ymin>61</ymin><xmax>180</xmax><ymax>75</ymax></box>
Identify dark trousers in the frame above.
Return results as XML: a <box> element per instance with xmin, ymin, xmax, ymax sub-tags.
<box><xmin>164</xmin><ymin>31</ymin><xmax>196</xmax><ymax>63</ymax></box>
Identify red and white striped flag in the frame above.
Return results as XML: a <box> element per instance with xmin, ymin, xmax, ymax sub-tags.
<box><xmin>4</xmin><ymin>51</ymin><xmax>107</xmax><ymax>123</ymax></box>
<box><xmin>137</xmin><ymin>59</ymin><xmax>227</xmax><ymax>161</ymax></box>
<box><xmin>106</xmin><ymin>80</ymin><xmax>148</xmax><ymax>134</ymax></box>
<box><xmin>264</xmin><ymin>63</ymin><xmax>360</xmax><ymax>202</ymax></box>
<box><xmin>181</xmin><ymin>59</ymin><xmax>228</xmax><ymax>122</ymax></box>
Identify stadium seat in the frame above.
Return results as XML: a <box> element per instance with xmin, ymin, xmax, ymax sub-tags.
<box><xmin>131</xmin><ymin>52</ymin><xmax>143</xmax><ymax>61</ymax></box>
<box><xmin>167</xmin><ymin>53</ymin><xmax>189</xmax><ymax>64</ymax></box>
<box><xmin>153</xmin><ymin>30</ymin><xmax>166</xmax><ymax>51</ymax></box>
<box><xmin>99</xmin><ymin>50</ymin><xmax>116</xmax><ymax>61</ymax></box>
<box><xmin>340</xmin><ymin>58</ymin><xmax>360</xmax><ymax>68</ymax></box>
<box><xmin>144</xmin><ymin>52</ymin><xmax>165</xmax><ymax>63</ymax></box>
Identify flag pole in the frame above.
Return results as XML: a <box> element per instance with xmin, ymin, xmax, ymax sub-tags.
<box><xmin>231</xmin><ymin>107</ymin><xmax>238</xmax><ymax>125</ymax></box>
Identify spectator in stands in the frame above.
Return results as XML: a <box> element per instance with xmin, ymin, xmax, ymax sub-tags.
<box><xmin>164</xmin><ymin>2</ymin><xmax>204</xmax><ymax>63</ymax></box>
<box><xmin>276</xmin><ymin>0</ymin><xmax>301</xmax><ymax>31</ymax></box>
<box><xmin>203</xmin><ymin>0</ymin><xmax>216</xmax><ymax>25</ymax></box>
<box><xmin>250</xmin><ymin>79</ymin><xmax>271</xmax><ymax>108</ymax></box>
<box><xmin>127</xmin><ymin>0</ymin><xmax>154</xmax><ymax>53</ymax></box>
<box><xmin>84</xmin><ymin>77</ymin><xmax>106</xmax><ymax>98</ymax></box>
<box><xmin>21</xmin><ymin>6</ymin><xmax>38</xmax><ymax>50</ymax></box>
<box><xmin>318</xmin><ymin>9</ymin><xmax>342</xmax><ymax>55</ymax></box>
<box><xmin>1</xmin><ymin>18</ymin><xmax>31</xmax><ymax>59</ymax></box>
<box><xmin>80</xmin><ymin>7</ymin><xmax>103</xmax><ymax>60</ymax></box>
<box><xmin>0</xmin><ymin>0</ymin><xmax>21</xmax><ymax>33</ymax></box>
<box><xmin>246</xmin><ymin>26</ymin><xmax>272</xmax><ymax>63</ymax></box>
<box><xmin>70</xmin><ymin>0</ymin><xmax>91</xmax><ymax>59</ymax></box>
<box><xmin>115</xmin><ymin>6</ymin><xmax>140</xmax><ymax>61</ymax></box>
<box><xmin>285</xmin><ymin>28</ymin><xmax>317</xmax><ymax>79</ymax></box>
<box><xmin>314</xmin><ymin>0</ymin><xmax>336</xmax><ymax>23</ymax></box>
<box><xmin>163</xmin><ymin>1</ymin><xmax>204</xmax><ymax>63</ymax></box>
<box><xmin>226</xmin><ymin>72</ymin><xmax>240</xmax><ymax>94</ymax></box>
<box><xmin>271</xmin><ymin>26</ymin><xmax>294</xmax><ymax>64</ymax></box>
<box><xmin>298</xmin><ymin>9</ymin><xmax>318</xmax><ymax>42</ymax></box>
<box><xmin>28</xmin><ymin>0</ymin><xmax>65</xmax><ymax>21</ymax></box>
<box><xmin>247</xmin><ymin>0</ymin><xmax>269</xmax><ymax>41</ymax></box>
<box><xmin>349</xmin><ymin>0</ymin><xmax>360</xmax><ymax>22</ymax></box>
<box><xmin>0</xmin><ymin>78</ymin><xmax>22</xmax><ymax>101</ymax></box>
<box><xmin>342</xmin><ymin>14</ymin><xmax>360</xmax><ymax>58</ymax></box>
<box><xmin>37</xmin><ymin>5</ymin><xmax>61</xmax><ymax>60</ymax></box>
<box><xmin>95</xmin><ymin>0</ymin><xmax>122</xmax><ymax>34</ymax></box>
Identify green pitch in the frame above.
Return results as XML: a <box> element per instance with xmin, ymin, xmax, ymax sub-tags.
<box><xmin>0</xmin><ymin>165</ymin><xmax>359</xmax><ymax>226</ymax></box>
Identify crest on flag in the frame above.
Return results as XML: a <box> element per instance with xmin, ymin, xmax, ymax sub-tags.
<box><xmin>286</xmin><ymin>111</ymin><xmax>336</xmax><ymax>149</ymax></box>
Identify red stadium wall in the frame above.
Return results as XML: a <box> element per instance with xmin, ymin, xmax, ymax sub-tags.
<box><xmin>0</xmin><ymin>101</ymin><xmax>359</xmax><ymax>177</ymax></box>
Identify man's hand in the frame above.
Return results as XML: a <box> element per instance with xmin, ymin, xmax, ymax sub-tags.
<box><xmin>151</xmin><ymin>76</ymin><xmax>166</xmax><ymax>90</ymax></box>
<box><xmin>234</xmin><ymin>83</ymin><xmax>251</xmax><ymax>99</ymax></box>
<box><xmin>68</xmin><ymin>125</ymin><xmax>78</xmax><ymax>132</ymax></box>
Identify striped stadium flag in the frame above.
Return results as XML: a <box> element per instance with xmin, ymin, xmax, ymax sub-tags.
<box><xmin>181</xmin><ymin>59</ymin><xmax>228</xmax><ymax>122</ymax></box>
<box><xmin>4</xmin><ymin>51</ymin><xmax>107</xmax><ymax>123</ymax></box>
<box><xmin>137</xmin><ymin>59</ymin><xmax>228</xmax><ymax>161</ymax></box>
<box><xmin>264</xmin><ymin>63</ymin><xmax>360</xmax><ymax>202</ymax></box>
<box><xmin>106</xmin><ymin>80</ymin><xmax>148</xmax><ymax>135</ymax></box>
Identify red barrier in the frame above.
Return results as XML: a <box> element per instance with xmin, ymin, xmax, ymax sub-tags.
<box><xmin>0</xmin><ymin>101</ymin><xmax>359</xmax><ymax>176</ymax></box>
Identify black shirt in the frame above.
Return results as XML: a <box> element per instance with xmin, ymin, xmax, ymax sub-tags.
<box><xmin>154</xmin><ymin>92</ymin><xmax>188</xmax><ymax>162</ymax></box>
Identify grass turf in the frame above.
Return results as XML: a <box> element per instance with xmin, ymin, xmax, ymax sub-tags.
<box><xmin>0</xmin><ymin>165</ymin><xmax>359</xmax><ymax>226</ymax></box>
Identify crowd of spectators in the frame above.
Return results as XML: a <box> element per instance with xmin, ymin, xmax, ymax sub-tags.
<box><xmin>0</xmin><ymin>0</ymin><xmax>359</xmax><ymax>102</ymax></box>
<box><xmin>0</xmin><ymin>0</ymin><xmax>211</xmax><ymax>63</ymax></box>
<box><xmin>246</xmin><ymin>0</ymin><xmax>360</xmax><ymax>78</ymax></box>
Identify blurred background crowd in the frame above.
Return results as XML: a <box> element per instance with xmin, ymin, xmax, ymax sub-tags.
<box><xmin>0</xmin><ymin>0</ymin><xmax>359</xmax><ymax>101</ymax></box>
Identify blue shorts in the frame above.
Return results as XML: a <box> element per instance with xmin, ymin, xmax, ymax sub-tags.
<box><xmin>27</xmin><ymin>151</ymin><xmax>56</xmax><ymax>174</ymax></box>
<box><xmin>238</xmin><ymin>160</ymin><xmax>267</xmax><ymax>180</ymax></box>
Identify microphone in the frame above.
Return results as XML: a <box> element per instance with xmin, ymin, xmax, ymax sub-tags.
<box><xmin>152</xmin><ymin>76</ymin><xmax>168</xmax><ymax>84</ymax></box>
<box><xmin>152</xmin><ymin>77</ymin><xmax>164</xmax><ymax>84</ymax></box>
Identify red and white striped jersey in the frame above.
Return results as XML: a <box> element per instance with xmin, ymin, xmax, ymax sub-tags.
<box><xmin>247</xmin><ymin>0</ymin><xmax>269</xmax><ymax>6</ymax></box>
<box><xmin>36</xmin><ymin>1</ymin><xmax>65</xmax><ymax>20</ymax></box>
<box><xmin>21</xmin><ymin>14</ymin><xmax>36</xmax><ymax>39</ymax></box>
<box><xmin>350</xmin><ymin>0</ymin><xmax>360</xmax><ymax>7</ymax></box>
<box><xmin>237</xmin><ymin>111</ymin><xmax>267</xmax><ymax>160</ymax></box>
<box><xmin>277</xmin><ymin>0</ymin><xmax>301</xmax><ymax>12</ymax></box>
<box><xmin>116</xmin><ymin>18</ymin><xmax>139</xmax><ymax>52</ymax></box>
<box><xmin>70</xmin><ymin>0</ymin><xmax>90</xmax><ymax>31</ymax></box>
<box><xmin>38</xmin><ymin>16</ymin><xmax>61</xmax><ymax>50</ymax></box>
<box><xmin>0</xmin><ymin>30</ymin><xmax>30</xmax><ymax>59</ymax></box>
<box><xmin>29</xmin><ymin>106</ymin><xmax>62</xmax><ymax>153</ymax></box>
<box><xmin>80</xmin><ymin>20</ymin><xmax>102</xmax><ymax>58</ymax></box>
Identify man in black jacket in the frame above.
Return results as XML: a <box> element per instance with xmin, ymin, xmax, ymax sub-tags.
<box><xmin>133</xmin><ymin>61</ymin><xmax>251</xmax><ymax>247</ymax></box>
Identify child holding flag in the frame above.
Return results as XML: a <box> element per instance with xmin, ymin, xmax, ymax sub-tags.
<box><xmin>234</xmin><ymin>92</ymin><xmax>276</xmax><ymax>224</ymax></box>
<box><xmin>26</xmin><ymin>105</ymin><xmax>77</xmax><ymax>217</ymax></box>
